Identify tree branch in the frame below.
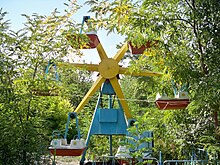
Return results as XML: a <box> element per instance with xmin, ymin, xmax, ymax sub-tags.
<box><xmin>184</xmin><ymin>0</ymin><xmax>193</xmax><ymax>10</ymax></box>
<box><xmin>190</xmin><ymin>0</ymin><xmax>208</xmax><ymax>75</ymax></box>
<box><xmin>169</xmin><ymin>18</ymin><xmax>194</xmax><ymax>27</ymax></box>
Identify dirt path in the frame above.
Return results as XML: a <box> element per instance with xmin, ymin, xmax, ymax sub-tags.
<box><xmin>51</xmin><ymin>157</ymin><xmax>80</xmax><ymax>165</ymax></box>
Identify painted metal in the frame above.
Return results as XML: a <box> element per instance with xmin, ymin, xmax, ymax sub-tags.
<box><xmin>64</xmin><ymin>112</ymin><xmax>81</xmax><ymax>139</ymax></box>
<box><xmin>58</xmin><ymin>62</ymin><xmax>99</xmax><ymax>72</ymax></box>
<box><xmin>113</xmin><ymin>43</ymin><xmax>129</xmax><ymax>63</ymax></box>
<box><xmin>128</xmin><ymin>41</ymin><xmax>151</xmax><ymax>55</ymax></box>
<box><xmin>119</xmin><ymin>66</ymin><xmax>162</xmax><ymax>77</ymax></box>
<box><xmin>50</xmin><ymin>148</ymin><xmax>86</xmax><ymax>156</ymax></box>
<box><xmin>64</xmin><ymin>16</ymin><xmax>163</xmax><ymax>164</ymax></box>
<box><xmin>89</xmin><ymin>108</ymin><xmax>128</xmax><ymax>135</ymax></box>
<box><xmin>85</xmin><ymin>34</ymin><xmax>100</xmax><ymax>48</ymax></box>
<box><xmin>69</xmin><ymin>37</ymin><xmax>162</xmax><ymax>118</ymax></box>
<box><xmin>58</xmin><ymin>63</ymin><xmax>162</xmax><ymax>77</ymax></box>
<box><xmin>87</xmin><ymin>81</ymin><xmax>128</xmax><ymax>135</ymax></box>
<box><xmin>109</xmin><ymin>135</ymin><xmax>113</xmax><ymax>156</ymax></box>
<box><xmin>64</xmin><ymin>113</ymin><xmax>71</xmax><ymax>139</ymax></box>
<box><xmin>109</xmin><ymin>77</ymin><xmax>132</xmax><ymax>119</ymax></box>
<box><xmin>163</xmin><ymin>159</ymin><xmax>208</xmax><ymax>165</ymax></box>
<box><xmin>98</xmin><ymin>58</ymin><xmax>120</xmax><ymax>79</ymax></box>
<box><xmin>155</xmin><ymin>99</ymin><xmax>190</xmax><ymax>110</ymax></box>
<box><xmin>96</xmin><ymin>43</ymin><xmax>108</xmax><ymax>60</ymax></box>
<box><xmin>80</xmin><ymin>16</ymin><xmax>90</xmax><ymax>34</ymax></box>
<box><xmin>49</xmin><ymin>112</ymin><xmax>86</xmax><ymax>157</ymax></box>
<box><xmin>45</xmin><ymin>60</ymin><xmax>59</xmax><ymax>81</ymax></box>
<box><xmin>159</xmin><ymin>149</ymin><xmax>210</xmax><ymax>165</ymax></box>
<box><xmin>80</xmin><ymin>80</ymin><xmax>129</xmax><ymax>164</ymax></box>
<box><xmin>74</xmin><ymin>76</ymin><xmax>105</xmax><ymax>114</ymax></box>
<box><xmin>66</xmin><ymin>27</ymin><xmax>162</xmax><ymax>117</ymax></box>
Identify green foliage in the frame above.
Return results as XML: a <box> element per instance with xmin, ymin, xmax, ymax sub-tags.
<box><xmin>86</xmin><ymin>0</ymin><xmax>220</xmax><ymax>161</ymax></box>
<box><xmin>0</xmin><ymin>2</ymin><xmax>97</xmax><ymax>164</ymax></box>
<box><xmin>1</xmin><ymin>0</ymin><xmax>220</xmax><ymax>163</ymax></box>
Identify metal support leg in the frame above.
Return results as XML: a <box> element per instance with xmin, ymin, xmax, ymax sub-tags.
<box><xmin>80</xmin><ymin>134</ymin><xmax>92</xmax><ymax>165</ymax></box>
<box><xmin>159</xmin><ymin>151</ymin><xmax>163</xmax><ymax>165</ymax></box>
<box><xmin>109</xmin><ymin>135</ymin><xmax>113</xmax><ymax>156</ymax></box>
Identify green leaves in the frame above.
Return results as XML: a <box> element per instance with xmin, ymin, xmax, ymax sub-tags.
<box><xmin>0</xmin><ymin>2</ymin><xmax>95</xmax><ymax>164</ymax></box>
<box><xmin>85</xmin><ymin>0</ymin><xmax>220</xmax><ymax>160</ymax></box>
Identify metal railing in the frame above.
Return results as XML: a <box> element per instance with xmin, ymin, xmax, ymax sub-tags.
<box><xmin>163</xmin><ymin>159</ymin><xmax>208</xmax><ymax>165</ymax></box>
<box><xmin>163</xmin><ymin>160</ymin><xmax>220</xmax><ymax>165</ymax></box>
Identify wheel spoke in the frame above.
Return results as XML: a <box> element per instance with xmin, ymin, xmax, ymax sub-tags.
<box><xmin>113</xmin><ymin>43</ymin><xmax>128</xmax><ymax>63</ymax></box>
<box><xmin>74</xmin><ymin>76</ymin><xmax>106</xmax><ymax>114</ymax></box>
<box><xmin>110</xmin><ymin>77</ymin><xmax>132</xmax><ymax>119</ymax></box>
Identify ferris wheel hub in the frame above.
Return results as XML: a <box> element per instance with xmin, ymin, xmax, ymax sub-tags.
<box><xmin>98</xmin><ymin>58</ymin><xmax>119</xmax><ymax>79</ymax></box>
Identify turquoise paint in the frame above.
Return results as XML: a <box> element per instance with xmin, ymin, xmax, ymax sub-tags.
<box><xmin>80</xmin><ymin>80</ymin><xmax>128</xmax><ymax>164</ymax></box>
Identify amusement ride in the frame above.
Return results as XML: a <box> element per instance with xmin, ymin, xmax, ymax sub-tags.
<box><xmin>48</xmin><ymin>16</ymin><xmax>191</xmax><ymax>165</ymax></box>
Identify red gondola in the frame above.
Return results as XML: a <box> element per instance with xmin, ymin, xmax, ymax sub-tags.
<box><xmin>128</xmin><ymin>40</ymin><xmax>158</xmax><ymax>54</ymax></box>
<box><xmin>155</xmin><ymin>99</ymin><xmax>190</xmax><ymax>110</ymax></box>
<box><xmin>49</xmin><ymin>138</ymin><xmax>87</xmax><ymax>156</ymax></box>
<box><xmin>49</xmin><ymin>113</ymin><xmax>86</xmax><ymax>157</ymax></box>
<box><xmin>128</xmin><ymin>41</ymin><xmax>151</xmax><ymax>54</ymax></box>
<box><xmin>67</xmin><ymin>33</ymin><xmax>100</xmax><ymax>49</ymax></box>
<box><xmin>155</xmin><ymin>91</ymin><xmax>190</xmax><ymax>110</ymax></box>
<box><xmin>49</xmin><ymin>147</ymin><xmax>87</xmax><ymax>156</ymax></box>
<box><xmin>85</xmin><ymin>33</ymin><xmax>100</xmax><ymax>48</ymax></box>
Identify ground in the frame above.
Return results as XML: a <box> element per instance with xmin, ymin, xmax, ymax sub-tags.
<box><xmin>53</xmin><ymin>157</ymin><xmax>80</xmax><ymax>165</ymax></box>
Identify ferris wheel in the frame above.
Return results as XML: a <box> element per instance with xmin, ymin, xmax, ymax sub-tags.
<box><xmin>49</xmin><ymin>16</ymin><xmax>190</xmax><ymax>165</ymax></box>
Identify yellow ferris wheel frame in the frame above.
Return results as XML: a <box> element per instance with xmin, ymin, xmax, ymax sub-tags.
<box><xmin>62</xmin><ymin>38</ymin><xmax>162</xmax><ymax>119</ymax></box>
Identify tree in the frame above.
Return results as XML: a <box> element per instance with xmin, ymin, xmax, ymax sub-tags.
<box><xmin>86</xmin><ymin>0</ymin><xmax>220</xmax><ymax>160</ymax></box>
<box><xmin>0</xmin><ymin>2</ymin><xmax>96</xmax><ymax>164</ymax></box>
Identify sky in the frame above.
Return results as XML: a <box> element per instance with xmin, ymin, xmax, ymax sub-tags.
<box><xmin>1</xmin><ymin>0</ymin><xmax>125</xmax><ymax>64</ymax></box>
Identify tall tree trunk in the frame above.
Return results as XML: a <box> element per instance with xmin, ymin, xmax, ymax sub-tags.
<box><xmin>214</xmin><ymin>110</ymin><xmax>218</xmax><ymax>130</ymax></box>
<box><xmin>213</xmin><ymin>110</ymin><xmax>220</xmax><ymax>141</ymax></box>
